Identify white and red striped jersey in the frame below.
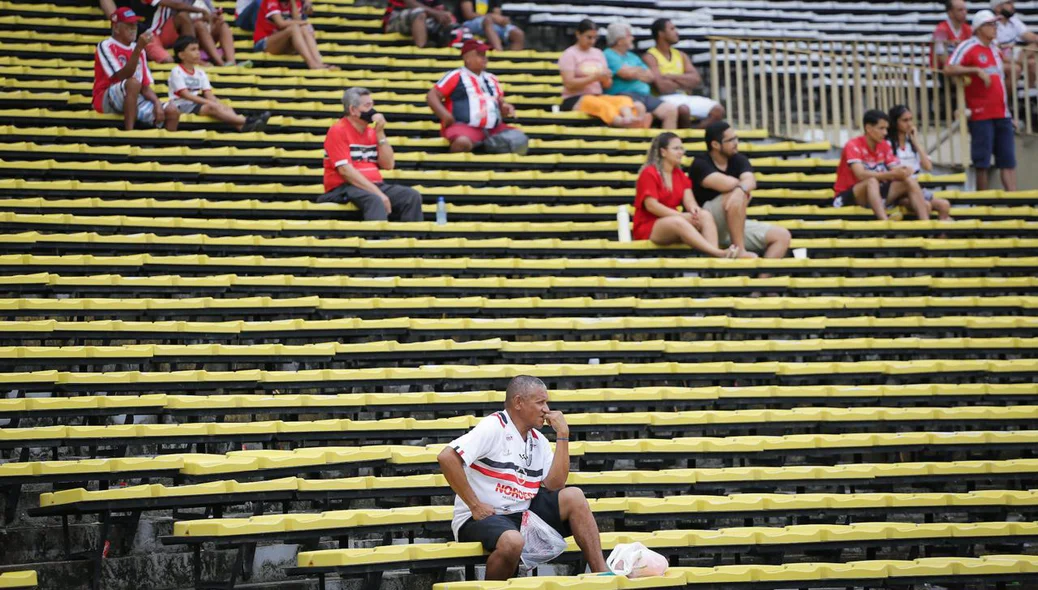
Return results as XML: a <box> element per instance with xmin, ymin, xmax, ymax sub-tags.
<box><xmin>434</xmin><ymin>67</ymin><xmax>504</xmax><ymax>129</ymax></box>
<box><xmin>138</xmin><ymin>0</ymin><xmax>172</xmax><ymax>35</ymax></box>
<box><xmin>447</xmin><ymin>410</ymin><xmax>554</xmax><ymax>539</ymax></box>
<box><xmin>93</xmin><ymin>37</ymin><xmax>153</xmax><ymax>113</ymax></box>
<box><xmin>949</xmin><ymin>38</ymin><xmax>1010</xmax><ymax>121</ymax></box>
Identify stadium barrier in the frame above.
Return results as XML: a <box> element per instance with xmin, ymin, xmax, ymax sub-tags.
<box><xmin>704</xmin><ymin>36</ymin><xmax>1036</xmax><ymax>170</ymax></box>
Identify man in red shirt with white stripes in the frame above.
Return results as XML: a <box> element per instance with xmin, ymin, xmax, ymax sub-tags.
<box><xmin>945</xmin><ymin>9</ymin><xmax>1017</xmax><ymax>191</ymax></box>
<box><xmin>426</xmin><ymin>39</ymin><xmax>519</xmax><ymax>153</ymax></box>
<box><xmin>93</xmin><ymin>7</ymin><xmax>179</xmax><ymax>131</ymax></box>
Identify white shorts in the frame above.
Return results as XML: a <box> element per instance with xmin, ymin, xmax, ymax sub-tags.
<box><xmin>169</xmin><ymin>98</ymin><xmax>203</xmax><ymax>115</ymax></box>
<box><xmin>660</xmin><ymin>94</ymin><xmax>720</xmax><ymax>119</ymax></box>
<box><xmin>103</xmin><ymin>80</ymin><xmax>157</xmax><ymax>125</ymax></box>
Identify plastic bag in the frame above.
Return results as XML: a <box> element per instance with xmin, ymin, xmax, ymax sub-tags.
<box><xmin>518</xmin><ymin>510</ymin><xmax>568</xmax><ymax>572</ymax></box>
<box><xmin>606</xmin><ymin>542</ymin><xmax>669</xmax><ymax>578</ymax></box>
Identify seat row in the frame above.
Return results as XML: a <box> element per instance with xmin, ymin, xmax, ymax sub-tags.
<box><xmin>3</xmin><ymin>383</ymin><xmax>1035</xmax><ymax>420</ymax></box>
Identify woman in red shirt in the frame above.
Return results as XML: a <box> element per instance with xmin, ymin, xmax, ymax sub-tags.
<box><xmin>633</xmin><ymin>132</ymin><xmax>742</xmax><ymax>258</ymax></box>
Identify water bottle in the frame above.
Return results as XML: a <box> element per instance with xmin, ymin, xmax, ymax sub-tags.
<box><xmin>616</xmin><ymin>205</ymin><xmax>631</xmax><ymax>242</ymax></box>
<box><xmin>435</xmin><ymin>197</ymin><xmax>447</xmax><ymax>225</ymax></box>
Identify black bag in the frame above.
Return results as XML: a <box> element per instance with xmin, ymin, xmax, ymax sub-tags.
<box><xmin>481</xmin><ymin>128</ymin><xmax>529</xmax><ymax>155</ymax></box>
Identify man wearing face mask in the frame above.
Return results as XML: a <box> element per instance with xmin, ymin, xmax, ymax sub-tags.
<box><xmin>992</xmin><ymin>0</ymin><xmax>1038</xmax><ymax>84</ymax></box>
<box><xmin>318</xmin><ymin>87</ymin><xmax>423</xmax><ymax>221</ymax></box>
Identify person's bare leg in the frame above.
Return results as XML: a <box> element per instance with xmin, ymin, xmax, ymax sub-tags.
<box><xmin>266</xmin><ymin>22</ymin><xmax>322</xmax><ymax>69</ymax></box>
<box><xmin>214</xmin><ymin>17</ymin><xmax>235</xmax><ymax>64</ymax></box>
<box><xmin>162</xmin><ymin>103</ymin><xmax>180</xmax><ymax>131</ymax></box>
<box><xmin>558</xmin><ymin>487</ymin><xmax>607</xmax><ymax>573</ymax></box>
<box><xmin>98</xmin><ymin>0</ymin><xmax>116</xmax><ymax>19</ymax></box>
<box><xmin>691</xmin><ymin>104</ymin><xmax>726</xmax><ymax>129</ymax></box>
<box><xmin>449</xmin><ymin>135</ymin><xmax>475</xmax><ymax>153</ymax></box>
<box><xmin>410</xmin><ymin>12</ymin><xmax>428</xmax><ymax>48</ymax></box>
<box><xmin>721</xmin><ymin>190</ymin><xmax>748</xmax><ymax>253</ymax></box>
<box><xmin>1001</xmin><ymin>167</ymin><xmax>1018</xmax><ymax>192</ymax></box>
<box><xmin>975</xmin><ymin>167</ymin><xmax>990</xmax><ymax>191</ymax></box>
<box><xmin>887</xmin><ymin>178</ymin><xmax>930</xmax><ymax>220</ymax></box>
<box><xmin>762</xmin><ymin>226</ymin><xmax>791</xmax><ymax>259</ymax></box>
<box><xmin>482</xmin><ymin>17</ymin><xmax>503</xmax><ymax>51</ymax></box>
<box><xmin>649</xmin><ymin>215</ymin><xmax>727</xmax><ymax>257</ymax></box>
<box><xmin>931</xmin><ymin>197</ymin><xmax>952</xmax><ymax>221</ymax></box>
<box><xmin>122</xmin><ymin>79</ymin><xmax>142</xmax><ymax>131</ymax></box>
<box><xmin>200</xmin><ymin>102</ymin><xmax>246</xmax><ymax>130</ymax></box>
<box><xmin>485</xmin><ymin>530</ymin><xmax>522</xmax><ymax>580</ymax></box>
<box><xmin>676</xmin><ymin>104</ymin><xmax>691</xmax><ymax>129</ymax></box>
<box><xmin>174</xmin><ymin>10</ymin><xmax>194</xmax><ymax>36</ymax></box>
<box><xmin>852</xmin><ymin>177</ymin><xmax>887</xmax><ymax>220</ymax></box>
<box><xmin>507</xmin><ymin>27</ymin><xmax>524</xmax><ymax>51</ymax></box>
<box><xmin>301</xmin><ymin>23</ymin><xmax>333</xmax><ymax>69</ymax></box>
<box><xmin>194</xmin><ymin>21</ymin><xmax>224</xmax><ymax>66</ymax></box>
<box><xmin>653</xmin><ymin>102</ymin><xmax>678</xmax><ymax>130</ymax></box>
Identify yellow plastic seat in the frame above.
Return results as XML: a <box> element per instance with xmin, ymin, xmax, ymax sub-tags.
<box><xmin>0</xmin><ymin>571</ymin><xmax>38</xmax><ymax>588</ymax></box>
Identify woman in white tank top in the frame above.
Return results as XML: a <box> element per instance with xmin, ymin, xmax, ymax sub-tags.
<box><xmin>887</xmin><ymin>105</ymin><xmax>953</xmax><ymax>220</ymax></box>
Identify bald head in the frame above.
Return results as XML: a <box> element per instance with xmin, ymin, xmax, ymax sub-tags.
<box><xmin>504</xmin><ymin>375</ymin><xmax>546</xmax><ymax>409</ymax></box>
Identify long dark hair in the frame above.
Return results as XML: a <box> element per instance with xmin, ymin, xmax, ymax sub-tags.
<box><xmin>887</xmin><ymin>104</ymin><xmax>914</xmax><ymax>154</ymax></box>
<box><xmin>575</xmin><ymin>19</ymin><xmax>596</xmax><ymax>35</ymax></box>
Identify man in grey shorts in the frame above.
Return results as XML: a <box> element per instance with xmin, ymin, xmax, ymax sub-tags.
<box><xmin>93</xmin><ymin>7</ymin><xmax>180</xmax><ymax>131</ymax></box>
<box><xmin>688</xmin><ymin>120</ymin><xmax>791</xmax><ymax>259</ymax></box>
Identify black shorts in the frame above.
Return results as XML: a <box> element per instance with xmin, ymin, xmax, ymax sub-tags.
<box><xmin>833</xmin><ymin>180</ymin><xmax>891</xmax><ymax>207</ymax></box>
<box><xmin>457</xmin><ymin>487</ymin><xmax>571</xmax><ymax>551</ymax></box>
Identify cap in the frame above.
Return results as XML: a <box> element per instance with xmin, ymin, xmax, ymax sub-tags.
<box><xmin>111</xmin><ymin>7</ymin><xmax>144</xmax><ymax>24</ymax></box>
<box><xmin>972</xmin><ymin>9</ymin><xmax>999</xmax><ymax>29</ymax></box>
<box><xmin>460</xmin><ymin>39</ymin><xmax>489</xmax><ymax>55</ymax></box>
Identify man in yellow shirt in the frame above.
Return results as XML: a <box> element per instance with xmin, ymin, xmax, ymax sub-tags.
<box><xmin>643</xmin><ymin>18</ymin><xmax>725</xmax><ymax>129</ymax></box>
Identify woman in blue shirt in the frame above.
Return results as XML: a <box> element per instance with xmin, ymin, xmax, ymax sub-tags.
<box><xmin>603</xmin><ymin>20</ymin><xmax>678</xmax><ymax>129</ymax></box>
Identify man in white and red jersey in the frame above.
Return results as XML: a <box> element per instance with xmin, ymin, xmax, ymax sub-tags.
<box><xmin>426</xmin><ymin>39</ymin><xmax>522</xmax><ymax>153</ymax></box>
<box><xmin>438</xmin><ymin>376</ymin><xmax>607</xmax><ymax>580</ymax></box>
<box><xmin>946</xmin><ymin>10</ymin><xmax>1017</xmax><ymax>191</ymax></box>
<box><xmin>832</xmin><ymin>110</ymin><xmax>930</xmax><ymax>220</ymax></box>
<box><xmin>93</xmin><ymin>7</ymin><xmax>179</xmax><ymax>131</ymax></box>
<box><xmin>317</xmin><ymin>87</ymin><xmax>423</xmax><ymax>221</ymax></box>
<box><xmin>932</xmin><ymin>0</ymin><xmax>972</xmax><ymax>69</ymax></box>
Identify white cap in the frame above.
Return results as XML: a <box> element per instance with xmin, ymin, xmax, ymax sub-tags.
<box><xmin>973</xmin><ymin>9</ymin><xmax>999</xmax><ymax>29</ymax></box>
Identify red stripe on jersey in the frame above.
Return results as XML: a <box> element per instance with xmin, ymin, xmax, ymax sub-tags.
<box><xmin>494</xmin><ymin>412</ymin><xmax>506</xmax><ymax>427</ymax></box>
<box><xmin>471</xmin><ymin>463</ymin><xmax>541</xmax><ymax>489</ymax></box>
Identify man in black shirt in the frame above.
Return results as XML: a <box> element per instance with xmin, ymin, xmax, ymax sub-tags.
<box><xmin>687</xmin><ymin>121</ymin><xmax>791</xmax><ymax>259</ymax></box>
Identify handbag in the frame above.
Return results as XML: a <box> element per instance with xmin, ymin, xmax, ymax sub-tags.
<box><xmin>481</xmin><ymin>128</ymin><xmax>529</xmax><ymax>155</ymax></box>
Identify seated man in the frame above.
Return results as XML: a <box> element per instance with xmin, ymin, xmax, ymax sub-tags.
<box><xmin>457</xmin><ymin>0</ymin><xmax>523</xmax><ymax>51</ymax></box>
<box><xmin>437</xmin><ymin>376</ymin><xmax>608</xmax><ymax>580</ymax></box>
<box><xmin>832</xmin><ymin>110</ymin><xmax>930</xmax><ymax>220</ymax></box>
<box><xmin>603</xmin><ymin>20</ymin><xmax>679</xmax><ymax>129</ymax></box>
<box><xmin>689</xmin><ymin>121</ymin><xmax>790</xmax><ymax>259</ymax></box>
<box><xmin>318</xmin><ymin>87</ymin><xmax>423</xmax><ymax>221</ymax></box>
<box><xmin>427</xmin><ymin>39</ymin><xmax>518</xmax><ymax>153</ymax></box>
<box><xmin>385</xmin><ymin>0</ymin><xmax>456</xmax><ymax>48</ymax></box>
<box><xmin>93</xmin><ymin>7</ymin><xmax>179</xmax><ymax>131</ymax></box>
<box><xmin>643</xmin><ymin>18</ymin><xmax>725</xmax><ymax>129</ymax></box>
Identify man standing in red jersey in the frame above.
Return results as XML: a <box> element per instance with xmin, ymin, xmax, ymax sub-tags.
<box><xmin>946</xmin><ymin>9</ymin><xmax>1017</xmax><ymax>191</ymax></box>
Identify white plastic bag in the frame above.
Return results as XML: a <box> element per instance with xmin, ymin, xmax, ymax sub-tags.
<box><xmin>606</xmin><ymin>542</ymin><xmax>669</xmax><ymax>578</ymax></box>
<box><xmin>518</xmin><ymin>510</ymin><xmax>568</xmax><ymax>572</ymax></box>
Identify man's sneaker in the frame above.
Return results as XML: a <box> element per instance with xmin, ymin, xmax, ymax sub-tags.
<box><xmin>832</xmin><ymin>195</ymin><xmax>845</xmax><ymax>208</ymax></box>
<box><xmin>242</xmin><ymin>111</ymin><xmax>271</xmax><ymax>133</ymax></box>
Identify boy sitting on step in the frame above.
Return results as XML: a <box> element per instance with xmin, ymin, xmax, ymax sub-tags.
<box><xmin>169</xmin><ymin>36</ymin><xmax>270</xmax><ymax>132</ymax></box>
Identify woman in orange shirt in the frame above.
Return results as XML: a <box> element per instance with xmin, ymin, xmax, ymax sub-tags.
<box><xmin>633</xmin><ymin>132</ymin><xmax>745</xmax><ymax>258</ymax></box>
